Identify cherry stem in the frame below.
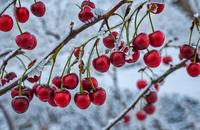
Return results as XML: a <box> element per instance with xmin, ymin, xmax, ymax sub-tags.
<box><xmin>189</xmin><ymin>21</ymin><xmax>195</xmax><ymax>45</ymax></box>
<box><xmin>134</xmin><ymin>9</ymin><xmax>140</xmax><ymax>36</ymax></box>
<box><xmin>21</xmin><ymin>54</ymin><xmax>32</xmax><ymax>62</ymax></box>
<box><xmin>15</xmin><ymin>56</ymin><xmax>27</xmax><ymax>70</ymax></box>
<box><xmin>47</xmin><ymin>58</ymin><xmax>56</xmax><ymax>86</ymax></box>
<box><xmin>78</xmin><ymin>47</ymin><xmax>84</xmax><ymax>93</ymax></box>
<box><xmin>95</xmin><ymin>44</ymin><xmax>100</xmax><ymax>57</ymax></box>
<box><xmin>34</xmin><ymin>0</ymin><xmax>37</xmax><ymax>3</ymax></box>
<box><xmin>18</xmin><ymin>0</ymin><xmax>21</xmax><ymax>7</ymax></box>
<box><xmin>193</xmin><ymin>38</ymin><xmax>200</xmax><ymax>63</ymax></box>
<box><xmin>61</xmin><ymin>50</ymin><xmax>74</xmax><ymax>78</ymax></box>
<box><xmin>14</xmin><ymin>2</ymin><xmax>23</xmax><ymax>34</ymax></box>
<box><xmin>148</xmin><ymin>13</ymin><xmax>155</xmax><ymax>32</ymax></box>
<box><xmin>0</xmin><ymin>0</ymin><xmax>17</xmax><ymax>16</ymax></box>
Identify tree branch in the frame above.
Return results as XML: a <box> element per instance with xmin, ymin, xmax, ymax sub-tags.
<box><xmin>103</xmin><ymin>59</ymin><xmax>188</xmax><ymax>130</ymax></box>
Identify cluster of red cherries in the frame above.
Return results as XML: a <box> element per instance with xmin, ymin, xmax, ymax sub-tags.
<box><xmin>0</xmin><ymin>1</ymin><xmax>46</xmax><ymax>50</ymax></box>
<box><xmin>78</xmin><ymin>0</ymin><xmax>95</xmax><ymax>23</ymax></box>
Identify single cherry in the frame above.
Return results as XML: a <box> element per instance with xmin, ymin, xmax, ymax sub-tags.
<box><xmin>90</xmin><ymin>87</ymin><xmax>106</xmax><ymax>106</ymax></box>
<box><xmin>81</xmin><ymin>77</ymin><xmax>98</xmax><ymax>92</ymax></box>
<box><xmin>162</xmin><ymin>55</ymin><xmax>172</xmax><ymax>65</ymax></box>
<box><xmin>79</xmin><ymin>7</ymin><xmax>94</xmax><ymax>23</ymax></box>
<box><xmin>123</xmin><ymin>114</ymin><xmax>131</xmax><ymax>124</ymax></box>
<box><xmin>110</xmin><ymin>51</ymin><xmax>126</xmax><ymax>67</ymax></box>
<box><xmin>31</xmin><ymin>1</ymin><xmax>46</xmax><ymax>17</ymax></box>
<box><xmin>180</xmin><ymin>44</ymin><xmax>195</xmax><ymax>59</ymax></box>
<box><xmin>147</xmin><ymin>3</ymin><xmax>165</xmax><ymax>14</ymax></box>
<box><xmin>143</xmin><ymin>104</ymin><xmax>156</xmax><ymax>115</ymax></box>
<box><xmin>136</xmin><ymin>111</ymin><xmax>147</xmax><ymax>121</ymax></box>
<box><xmin>149</xmin><ymin>31</ymin><xmax>165</xmax><ymax>47</ymax></box>
<box><xmin>11</xmin><ymin>96</ymin><xmax>29</xmax><ymax>114</ymax></box>
<box><xmin>48</xmin><ymin>86</ymin><xmax>58</xmax><ymax>107</ymax></box>
<box><xmin>16</xmin><ymin>32</ymin><xmax>37</xmax><ymax>50</ymax></box>
<box><xmin>37</xmin><ymin>85</ymin><xmax>52</xmax><ymax>102</ymax></box>
<box><xmin>136</xmin><ymin>79</ymin><xmax>147</xmax><ymax>90</ymax></box>
<box><xmin>132</xmin><ymin>33</ymin><xmax>149</xmax><ymax>50</ymax></box>
<box><xmin>73</xmin><ymin>47</ymin><xmax>84</xmax><ymax>58</ymax></box>
<box><xmin>15</xmin><ymin>7</ymin><xmax>29</xmax><ymax>23</ymax></box>
<box><xmin>144</xmin><ymin>50</ymin><xmax>161</xmax><ymax>68</ymax></box>
<box><xmin>93</xmin><ymin>55</ymin><xmax>110</xmax><ymax>73</ymax></box>
<box><xmin>146</xmin><ymin>92</ymin><xmax>158</xmax><ymax>104</ymax></box>
<box><xmin>52</xmin><ymin>76</ymin><xmax>62</xmax><ymax>88</ymax></box>
<box><xmin>0</xmin><ymin>15</ymin><xmax>13</xmax><ymax>32</ymax></box>
<box><xmin>103</xmin><ymin>32</ymin><xmax>118</xmax><ymax>49</ymax></box>
<box><xmin>54</xmin><ymin>89</ymin><xmax>71</xmax><ymax>108</ymax></box>
<box><xmin>186</xmin><ymin>63</ymin><xmax>200</xmax><ymax>77</ymax></box>
<box><xmin>62</xmin><ymin>73</ymin><xmax>79</xmax><ymax>89</ymax></box>
<box><xmin>126</xmin><ymin>50</ymin><xmax>140</xmax><ymax>63</ymax></box>
<box><xmin>74</xmin><ymin>91</ymin><xmax>91</xmax><ymax>109</ymax></box>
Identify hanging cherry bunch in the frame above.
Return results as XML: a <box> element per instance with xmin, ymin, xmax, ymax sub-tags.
<box><xmin>0</xmin><ymin>0</ymin><xmax>46</xmax><ymax>50</ymax></box>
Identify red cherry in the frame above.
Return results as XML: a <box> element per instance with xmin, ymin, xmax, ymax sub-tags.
<box><xmin>0</xmin><ymin>15</ymin><xmax>13</xmax><ymax>32</ymax></box>
<box><xmin>11</xmin><ymin>86</ymin><xmax>34</xmax><ymax>101</ymax></box>
<box><xmin>136</xmin><ymin>111</ymin><xmax>147</xmax><ymax>121</ymax></box>
<box><xmin>92</xmin><ymin>55</ymin><xmax>110</xmax><ymax>73</ymax></box>
<box><xmin>126</xmin><ymin>50</ymin><xmax>140</xmax><ymax>63</ymax></box>
<box><xmin>147</xmin><ymin>3</ymin><xmax>165</xmax><ymax>14</ymax></box>
<box><xmin>74</xmin><ymin>47</ymin><xmax>84</xmax><ymax>58</ymax></box>
<box><xmin>90</xmin><ymin>87</ymin><xmax>106</xmax><ymax>106</ymax></box>
<box><xmin>37</xmin><ymin>85</ymin><xmax>52</xmax><ymax>102</ymax></box>
<box><xmin>16</xmin><ymin>32</ymin><xmax>37</xmax><ymax>50</ymax></box>
<box><xmin>74</xmin><ymin>91</ymin><xmax>91</xmax><ymax>109</ymax></box>
<box><xmin>144</xmin><ymin>50</ymin><xmax>161</xmax><ymax>68</ymax></box>
<box><xmin>78</xmin><ymin>7</ymin><xmax>94</xmax><ymax>23</ymax></box>
<box><xmin>143</xmin><ymin>104</ymin><xmax>156</xmax><ymax>115</ymax></box>
<box><xmin>11</xmin><ymin>96</ymin><xmax>29</xmax><ymax>114</ymax></box>
<box><xmin>62</xmin><ymin>73</ymin><xmax>79</xmax><ymax>89</ymax></box>
<box><xmin>81</xmin><ymin>0</ymin><xmax>95</xmax><ymax>9</ymax></box>
<box><xmin>4</xmin><ymin>72</ymin><xmax>17</xmax><ymax>81</ymax></box>
<box><xmin>132</xmin><ymin>33</ymin><xmax>150</xmax><ymax>50</ymax></box>
<box><xmin>123</xmin><ymin>114</ymin><xmax>131</xmax><ymax>124</ymax></box>
<box><xmin>32</xmin><ymin>83</ymin><xmax>39</xmax><ymax>96</ymax></box>
<box><xmin>110</xmin><ymin>51</ymin><xmax>126</xmax><ymax>67</ymax></box>
<box><xmin>149</xmin><ymin>31</ymin><xmax>165</xmax><ymax>47</ymax></box>
<box><xmin>54</xmin><ymin>89</ymin><xmax>71</xmax><ymax>108</ymax></box>
<box><xmin>103</xmin><ymin>32</ymin><xmax>118</xmax><ymax>49</ymax></box>
<box><xmin>48</xmin><ymin>87</ymin><xmax>58</xmax><ymax>107</ymax></box>
<box><xmin>81</xmin><ymin>77</ymin><xmax>98</xmax><ymax>92</ymax></box>
<box><xmin>186</xmin><ymin>63</ymin><xmax>200</xmax><ymax>77</ymax></box>
<box><xmin>180</xmin><ymin>44</ymin><xmax>195</xmax><ymax>59</ymax></box>
<box><xmin>162</xmin><ymin>55</ymin><xmax>172</xmax><ymax>65</ymax></box>
<box><xmin>27</xmin><ymin>75</ymin><xmax>40</xmax><ymax>83</ymax></box>
<box><xmin>31</xmin><ymin>1</ymin><xmax>46</xmax><ymax>17</ymax></box>
<box><xmin>0</xmin><ymin>78</ymin><xmax>8</xmax><ymax>86</ymax></box>
<box><xmin>52</xmin><ymin>76</ymin><xmax>62</xmax><ymax>88</ymax></box>
<box><xmin>154</xmin><ymin>84</ymin><xmax>159</xmax><ymax>91</ymax></box>
<box><xmin>15</xmin><ymin>7</ymin><xmax>29</xmax><ymax>23</ymax></box>
<box><xmin>146</xmin><ymin>92</ymin><xmax>158</xmax><ymax>104</ymax></box>
<box><xmin>136</xmin><ymin>79</ymin><xmax>147</xmax><ymax>90</ymax></box>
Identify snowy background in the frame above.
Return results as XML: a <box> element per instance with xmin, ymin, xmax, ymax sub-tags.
<box><xmin>0</xmin><ymin>0</ymin><xmax>200</xmax><ymax>130</ymax></box>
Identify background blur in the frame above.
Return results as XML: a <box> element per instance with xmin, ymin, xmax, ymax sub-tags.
<box><xmin>0</xmin><ymin>0</ymin><xmax>200</xmax><ymax>130</ymax></box>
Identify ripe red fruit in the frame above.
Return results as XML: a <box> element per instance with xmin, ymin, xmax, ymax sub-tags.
<box><xmin>4</xmin><ymin>72</ymin><xmax>17</xmax><ymax>81</ymax></box>
<box><xmin>149</xmin><ymin>31</ymin><xmax>165</xmax><ymax>47</ymax></box>
<box><xmin>136</xmin><ymin>111</ymin><xmax>147</xmax><ymax>121</ymax></box>
<box><xmin>16</xmin><ymin>32</ymin><xmax>37</xmax><ymax>50</ymax></box>
<box><xmin>81</xmin><ymin>0</ymin><xmax>95</xmax><ymax>9</ymax></box>
<box><xmin>11</xmin><ymin>96</ymin><xmax>29</xmax><ymax>114</ymax></box>
<box><xmin>162</xmin><ymin>55</ymin><xmax>172</xmax><ymax>65</ymax></box>
<box><xmin>90</xmin><ymin>87</ymin><xmax>106</xmax><ymax>106</ymax></box>
<box><xmin>93</xmin><ymin>55</ymin><xmax>110</xmax><ymax>73</ymax></box>
<box><xmin>79</xmin><ymin>7</ymin><xmax>94</xmax><ymax>23</ymax></box>
<box><xmin>146</xmin><ymin>92</ymin><xmax>158</xmax><ymax>104</ymax></box>
<box><xmin>74</xmin><ymin>91</ymin><xmax>91</xmax><ymax>109</ymax></box>
<box><xmin>48</xmin><ymin>87</ymin><xmax>58</xmax><ymax>107</ymax></box>
<box><xmin>73</xmin><ymin>47</ymin><xmax>84</xmax><ymax>58</ymax></box>
<box><xmin>27</xmin><ymin>75</ymin><xmax>40</xmax><ymax>83</ymax></box>
<box><xmin>143</xmin><ymin>104</ymin><xmax>156</xmax><ymax>115</ymax></box>
<box><xmin>0</xmin><ymin>78</ymin><xmax>8</xmax><ymax>86</ymax></box>
<box><xmin>37</xmin><ymin>85</ymin><xmax>52</xmax><ymax>102</ymax></box>
<box><xmin>54</xmin><ymin>89</ymin><xmax>71</xmax><ymax>108</ymax></box>
<box><xmin>186</xmin><ymin>63</ymin><xmax>200</xmax><ymax>77</ymax></box>
<box><xmin>136</xmin><ymin>79</ymin><xmax>147</xmax><ymax>90</ymax></box>
<box><xmin>180</xmin><ymin>44</ymin><xmax>195</xmax><ymax>59</ymax></box>
<box><xmin>154</xmin><ymin>84</ymin><xmax>159</xmax><ymax>91</ymax></box>
<box><xmin>11</xmin><ymin>86</ymin><xmax>34</xmax><ymax>101</ymax></box>
<box><xmin>110</xmin><ymin>51</ymin><xmax>126</xmax><ymax>67</ymax></box>
<box><xmin>147</xmin><ymin>3</ymin><xmax>165</xmax><ymax>14</ymax></box>
<box><xmin>144</xmin><ymin>50</ymin><xmax>161</xmax><ymax>68</ymax></box>
<box><xmin>81</xmin><ymin>77</ymin><xmax>98</xmax><ymax>92</ymax></box>
<box><xmin>62</xmin><ymin>73</ymin><xmax>79</xmax><ymax>89</ymax></box>
<box><xmin>123</xmin><ymin>114</ymin><xmax>131</xmax><ymax>124</ymax></box>
<box><xmin>132</xmin><ymin>33</ymin><xmax>150</xmax><ymax>50</ymax></box>
<box><xmin>15</xmin><ymin>7</ymin><xmax>29</xmax><ymax>23</ymax></box>
<box><xmin>103</xmin><ymin>32</ymin><xmax>118</xmax><ymax>49</ymax></box>
<box><xmin>31</xmin><ymin>1</ymin><xmax>46</xmax><ymax>17</ymax></box>
<box><xmin>126</xmin><ymin>50</ymin><xmax>140</xmax><ymax>63</ymax></box>
<box><xmin>52</xmin><ymin>76</ymin><xmax>61</xmax><ymax>87</ymax></box>
<box><xmin>0</xmin><ymin>15</ymin><xmax>13</xmax><ymax>32</ymax></box>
